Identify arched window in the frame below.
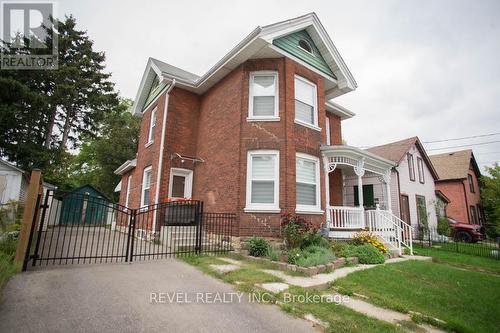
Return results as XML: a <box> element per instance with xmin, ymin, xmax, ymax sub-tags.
<box><xmin>298</xmin><ymin>39</ymin><xmax>313</xmax><ymax>54</ymax></box>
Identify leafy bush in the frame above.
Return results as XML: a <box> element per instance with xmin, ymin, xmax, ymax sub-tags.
<box><xmin>437</xmin><ymin>217</ymin><xmax>451</xmax><ymax>236</ymax></box>
<box><xmin>281</xmin><ymin>213</ymin><xmax>312</xmax><ymax>249</ymax></box>
<box><xmin>348</xmin><ymin>244</ymin><xmax>385</xmax><ymax>264</ymax></box>
<box><xmin>352</xmin><ymin>231</ymin><xmax>388</xmax><ymax>254</ymax></box>
<box><xmin>331</xmin><ymin>241</ymin><xmax>351</xmax><ymax>257</ymax></box>
<box><xmin>266</xmin><ymin>246</ymin><xmax>281</xmax><ymax>261</ymax></box>
<box><xmin>287</xmin><ymin>246</ymin><xmax>335</xmax><ymax>267</ymax></box>
<box><xmin>0</xmin><ymin>237</ymin><xmax>20</xmax><ymax>288</ymax></box>
<box><xmin>300</xmin><ymin>231</ymin><xmax>330</xmax><ymax>249</ymax></box>
<box><xmin>247</xmin><ymin>237</ymin><xmax>269</xmax><ymax>257</ymax></box>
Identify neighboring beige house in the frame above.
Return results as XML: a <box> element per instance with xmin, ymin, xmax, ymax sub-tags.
<box><xmin>344</xmin><ymin>137</ymin><xmax>440</xmax><ymax>229</ymax></box>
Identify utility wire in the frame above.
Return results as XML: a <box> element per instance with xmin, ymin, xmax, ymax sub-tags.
<box><xmin>422</xmin><ymin>132</ymin><xmax>500</xmax><ymax>144</ymax></box>
<box><xmin>426</xmin><ymin>140</ymin><xmax>500</xmax><ymax>151</ymax></box>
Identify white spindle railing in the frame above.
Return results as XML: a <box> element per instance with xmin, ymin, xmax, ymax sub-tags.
<box><xmin>366</xmin><ymin>208</ymin><xmax>413</xmax><ymax>255</ymax></box>
<box><xmin>328</xmin><ymin>206</ymin><xmax>364</xmax><ymax>229</ymax></box>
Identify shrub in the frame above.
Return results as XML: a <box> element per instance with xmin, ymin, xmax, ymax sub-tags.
<box><xmin>266</xmin><ymin>246</ymin><xmax>281</xmax><ymax>261</ymax></box>
<box><xmin>349</xmin><ymin>244</ymin><xmax>385</xmax><ymax>264</ymax></box>
<box><xmin>352</xmin><ymin>231</ymin><xmax>388</xmax><ymax>254</ymax></box>
<box><xmin>0</xmin><ymin>237</ymin><xmax>20</xmax><ymax>288</ymax></box>
<box><xmin>287</xmin><ymin>246</ymin><xmax>335</xmax><ymax>267</ymax></box>
<box><xmin>331</xmin><ymin>241</ymin><xmax>350</xmax><ymax>257</ymax></box>
<box><xmin>437</xmin><ymin>217</ymin><xmax>451</xmax><ymax>236</ymax></box>
<box><xmin>300</xmin><ymin>231</ymin><xmax>330</xmax><ymax>249</ymax></box>
<box><xmin>247</xmin><ymin>237</ymin><xmax>269</xmax><ymax>257</ymax></box>
<box><xmin>281</xmin><ymin>213</ymin><xmax>312</xmax><ymax>249</ymax></box>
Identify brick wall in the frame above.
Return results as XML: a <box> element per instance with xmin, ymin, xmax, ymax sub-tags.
<box><xmin>119</xmin><ymin>58</ymin><xmax>346</xmax><ymax>237</ymax></box>
<box><xmin>435</xmin><ymin>180</ymin><xmax>468</xmax><ymax>223</ymax></box>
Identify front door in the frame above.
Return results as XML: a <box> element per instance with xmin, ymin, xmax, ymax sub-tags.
<box><xmin>400</xmin><ymin>195</ymin><xmax>410</xmax><ymax>224</ymax></box>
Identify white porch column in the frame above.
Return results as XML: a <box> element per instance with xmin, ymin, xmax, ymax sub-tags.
<box><xmin>323</xmin><ymin>158</ymin><xmax>336</xmax><ymax>225</ymax></box>
<box><xmin>354</xmin><ymin>159</ymin><xmax>365</xmax><ymax>228</ymax></box>
<box><xmin>382</xmin><ymin>171</ymin><xmax>392</xmax><ymax>212</ymax></box>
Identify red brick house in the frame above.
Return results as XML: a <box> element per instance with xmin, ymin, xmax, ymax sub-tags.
<box><xmin>114</xmin><ymin>13</ymin><xmax>411</xmax><ymax>253</ymax></box>
<box><xmin>429</xmin><ymin>150</ymin><xmax>484</xmax><ymax>225</ymax></box>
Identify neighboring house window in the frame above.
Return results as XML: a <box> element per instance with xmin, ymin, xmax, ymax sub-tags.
<box><xmin>294</xmin><ymin>75</ymin><xmax>318</xmax><ymax>129</ymax></box>
<box><xmin>248</xmin><ymin>72</ymin><xmax>279</xmax><ymax>120</ymax></box>
<box><xmin>407</xmin><ymin>153</ymin><xmax>415</xmax><ymax>181</ymax></box>
<box><xmin>296</xmin><ymin>153</ymin><xmax>321</xmax><ymax>212</ymax></box>
<box><xmin>417</xmin><ymin>157</ymin><xmax>425</xmax><ymax>184</ymax></box>
<box><xmin>125</xmin><ymin>175</ymin><xmax>132</xmax><ymax>208</ymax></box>
<box><xmin>468</xmin><ymin>174</ymin><xmax>475</xmax><ymax>193</ymax></box>
<box><xmin>470</xmin><ymin>205</ymin><xmax>478</xmax><ymax>224</ymax></box>
<box><xmin>477</xmin><ymin>204</ymin><xmax>483</xmax><ymax>224</ymax></box>
<box><xmin>245</xmin><ymin>150</ymin><xmax>279</xmax><ymax>212</ymax></box>
<box><xmin>147</xmin><ymin>107</ymin><xmax>157</xmax><ymax>145</ymax></box>
<box><xmin>416</xmin><ymin>195</ymin><xmax>427</xmax><ymax>226</ymax></box>
<box><xmin>141</xmin><ymin>166</ymin><xmax>152</xmax><ymax>207</ymax></box>
<box><xmin>325</xmin><ymin>117</ymin><xmax>331</xmax><ymax>145</ymax></box>
<box><xmin>168</xmin><ymin>168</ymin><xmax>193</xmax><ymax>199</ymax></box>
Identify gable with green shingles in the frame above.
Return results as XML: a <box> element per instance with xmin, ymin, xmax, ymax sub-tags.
<box><xmin>272</xmin><ymin>30</ymin><xmax>336</xmax><ymax>79</ymax></box>
<box><xmin>144</xmin><ymin>75</ymin><xmax>168</xmax><ymax>110</ymax></box>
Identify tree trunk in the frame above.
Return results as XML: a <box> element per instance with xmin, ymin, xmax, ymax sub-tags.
<box><xmin>44</xmin><ymin>105</ymin><xmax>57</xmax><ymax>148</ymax></box>
<box><xmin>60</xmin><ymin>109</ymin><xmax>72</xmax><ymax>150</ymax></box>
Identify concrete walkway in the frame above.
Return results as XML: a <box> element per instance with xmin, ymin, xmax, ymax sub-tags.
<box><xmin>262</xmin><ymin>255</ymin><xmax>431</xmax><ymax>288</ymax></box>
<box><xmin>0</xmin><ymin>260</ymin><xmax>314</xmax><ymax>333</ymax></box>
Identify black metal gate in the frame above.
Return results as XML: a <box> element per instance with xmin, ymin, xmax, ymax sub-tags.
<box><xmin>25</xmin><ymin>190</ymin><xmax>235</xmax><ymax>268</ymax></box>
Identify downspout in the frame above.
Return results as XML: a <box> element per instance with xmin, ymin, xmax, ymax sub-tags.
<box><xmin>152</xmin><ymin>79</ymin><xmax>176</xmax><ymax>234</ymax></box>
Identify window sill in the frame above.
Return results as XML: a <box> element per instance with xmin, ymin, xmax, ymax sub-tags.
<box><xmin>247</xmin><ymin>116</ymin><xmax>280</xmax><ymax>122</ymax></box>
<box><xmin>244</xmin><ymin>207</ymin><xmax>281</xmax><ymax>214</ymax></box>
<box><xmin>145</xmin><ymin>141</ymin><xmax>154</xmax><ymax>148</ymax></box>
<box><xmin>295</xmin><ymin>208</ymin><xmax>324</xmax><ymax>215</ymax></box>
<box><xmin>294</xmin><ymin>119</ymin><xmax>321</xmax><ymax>132</ymax></box>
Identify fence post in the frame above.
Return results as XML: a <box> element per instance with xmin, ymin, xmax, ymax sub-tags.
<box><xmin>31</xmin><ymin>189</ymin><xmax>51</xmax><ymax>266</ymax></box>
<box><xmin>15</xmin><ymin>169</ymin><xmax>42</xmax><ymax>269</ymax></box>
<box><xmin>196</xmin><ymin>201</ymin><xmax>204</xmax><ymax>254</ymax></box>
<box><xmin>125</xmin><ymin>209</ymin><xmax>136</xmax><ymax>262</ymax></box>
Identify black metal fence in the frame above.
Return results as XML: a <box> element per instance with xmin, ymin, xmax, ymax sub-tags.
<box><xmin>414</xmin><ymin>226</ymin><xmax>500</xmax><ymax>260</ymax></box>
<box><xmin>25</xmin><ymin>190</ymin><xmax>236</xmax><ymax>268</ymax></box>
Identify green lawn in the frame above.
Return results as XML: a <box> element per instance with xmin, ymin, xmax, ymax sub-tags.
<box><xmin>181</xmin><ymin>254</ymin><xmax>406</xmax><ymax>333</ymax></box>
<box><xmin>413</xmin><ymin>246</ymin><xmax>500</xmax><ymax>275</ymax></box>
<box><xmin>0</xmin><ymin>237</ymin><xmax>21</xmax><ymax>289</ymax></box>
<box><xmin>333</xmin><ymin>260</ymin><xmax>500</xmax><ymax>333</ymax></box>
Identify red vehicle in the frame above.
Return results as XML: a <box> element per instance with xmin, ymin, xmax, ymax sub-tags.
<box><xmin>450</xmin><ymin>223</ymin><xmax>486</xmax><ymax>243</ymax></box>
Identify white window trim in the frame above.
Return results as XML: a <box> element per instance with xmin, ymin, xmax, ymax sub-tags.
<box><xmin>295</xmin><ymin>152</ymin><xmax>323</xmax><ymax>214</ymax></box>
<box><xmin>140</xmin><ymin>166</ymin><xmax>152</xmax><ymax>208</ymax></box>
<box><xmin>247</xmin><ymin>71</ymin><xmax>280</xmax><ymax>122</ymax></box>
<box><xmin>294</xmin><ymin>75</ymin><xmax>319</xmax><ymax>131</ymax></box>
<box><xmin>325</xmin><ymin>117</ymin><xmax>331</xmax><ymax>145</ymax></box>
<box><xmin>125</xmin><ymin>175</ymin><xmax>132</xmax><ymax>208</ymax></box>
<box><xmin>146</xmin><ymin>107</ymin><xmax>157</xmax><ymax>145</ymax></box>
<box><xmin>244</xmin><ymin>150</ymin><xmax>280</xmax><ymax>213</ymax></box>
<box><xmin>168</xmin><ymin>168</ymin><xmax>193</xmax><ymax>199</ymax></box>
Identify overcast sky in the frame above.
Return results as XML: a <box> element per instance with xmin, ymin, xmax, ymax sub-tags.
<box><xmin>55</xmin><ymin>0</ymin><xmax>500</xmax><ymax>171</ymax></box>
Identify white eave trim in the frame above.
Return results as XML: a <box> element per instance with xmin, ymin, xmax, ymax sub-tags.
<box><xmin>325</xmin><ymin>101</ymin><xmax>355</xmax><ymax>120</ymax></box>
<box><xmin>114</xmin><ymin>158</ymin><xmax>137</xmax><ymax>175</ymax></box>
<box><xmin>321</xmin><ymin>145</ymin><xmax>396</xmax><ymax>170</ymax></box>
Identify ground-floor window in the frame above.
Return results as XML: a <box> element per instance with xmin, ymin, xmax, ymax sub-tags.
<box><xmin>470</xmin><ymin>205</ymin><xmax>478</xmax><ymax>224</ymax></box>
<box><xmin>296</xmin><ymin>153</ymin><xmax>321</xmax><ymax>213</ymax></box>
<box><xmin>141</xmin><ymin>166</ymin><xmax>152</xmax><ymax>207</ymax></box>
<box><xmin>416</xmin><ymin>195</ymin><xmax>427</xmax><ymax>226</ymax></box>
<box><xmin>245</xmin><ymin>150</ymin><xmax>279</xmax><ymax>212</ymax></box>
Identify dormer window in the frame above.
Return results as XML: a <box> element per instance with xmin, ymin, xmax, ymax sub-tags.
<box><xmin>298</xmin><ymin>39</ymin><xmax>313</xmax><ymax>54</ymax></box>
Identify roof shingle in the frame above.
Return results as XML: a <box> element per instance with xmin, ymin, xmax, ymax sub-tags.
<box><xmin>429</xmin><ymin>149</ymin><xmax>475</xmax><ymax>180</ymax></box>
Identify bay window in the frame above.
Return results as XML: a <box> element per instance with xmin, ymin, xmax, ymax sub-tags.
<box><xmin>248</xmin><ymin>72</ymin><xmax>279</xmax><ymax>120</ymax></box>
<box><xmin>296</xmin><ymin>153</ymin><xmax>321</xmax><ymax>212</ymax></box>
<box><xmin>294</xmin><ymin>75</ymin><xmax>318</xmax><ymax>130</ymax></box>
<box><xmin>245</xmin><ymin>150</ymin><xmax>279</xmax><ymax>212</ymax></box>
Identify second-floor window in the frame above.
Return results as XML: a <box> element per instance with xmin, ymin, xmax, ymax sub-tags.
<box><xmin>408</xmin><ymin>153</ymin><xmax>415</xmax><ymax>181</ymax></box>
<box><xmin>294</xmin><ymin>75</ymin><xmax>318</xmax><ymax>129</ymax></box>
<box><xmin>125</xmin><ymin>175</ymin><xmax>132</xmax><ymax>208</ymax></box>
<box><xmin>468</xmin><ymin>174</ymin><xmax>475</xmax><ymax>193</ymax></box>
<box><xmin>417</xmin><ymin>157</ymin><xmax>425</xmax><ymax>183</ymax></box>
<box><xmin>325</xmin><ymin>117</ymin><xmax>331</xmax><ymax>145</ymax></box>
<box><xmin>248</xmin><ymin>72</ymin><xmax>279</xmax><ymax>120</ymax></box>
<box><xmin>147</xmin><ymin>107</ymin><xmax>157</xmax><ymax>144</ymax></box>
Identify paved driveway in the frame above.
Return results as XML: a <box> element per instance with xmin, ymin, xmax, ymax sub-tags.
<box><xmin>0</xmin><ymin>260</ymin><xmax>314</xmax><ymax>333</ymax></box>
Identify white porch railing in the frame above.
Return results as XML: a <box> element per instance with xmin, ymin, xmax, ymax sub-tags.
<box><xmin>327</xmin><ymin>206</ymin><xmax>413</xmax><ymax>255</ymax></box>
<box><xmin>366</xmin><ymin>209</ymin><xmax>413</xmax><ymax>255</ymax></box>
<box><xmin>328</xmin><ymin>206</ymin><xmax>364</xmax><ymax>229</ymax></box>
